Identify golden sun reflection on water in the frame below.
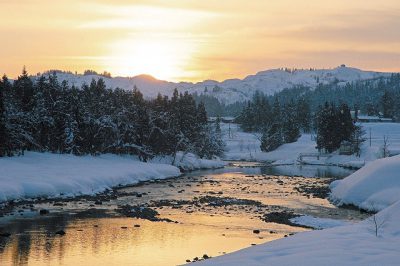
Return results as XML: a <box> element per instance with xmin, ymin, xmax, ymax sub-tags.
<box><xmin>0</xmin><ymin>215</ymin><xmax>289</xmax><ymax>266</ymax></box>
<box><xmin>0</xmin><ymin>165</ymin><xmax>367</xmax><ymax>266</ymax></box>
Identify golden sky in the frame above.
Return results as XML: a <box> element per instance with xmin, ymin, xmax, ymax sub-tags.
<box><xmin>1</xmin><ymin>0</ymin><xmax>400</xmax><ymax>82</ymax></box>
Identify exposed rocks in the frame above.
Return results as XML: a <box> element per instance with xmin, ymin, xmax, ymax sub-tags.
<box><xmin>117</xmin><ymin>205</ymin><xmax>174</xmax><ymax>222</ymax></box>
<box><xmin>262</xmin><ymin>211</ymin><xmax>313</xmax><ymax>228</ymax></box>
<box><xmin>0</xmin><ymin>232</ymin><xmax>11</xmax><ymax>237</ymax></box>
<box><xmin>294</xmin><ymin>178</ymin><xmax>332</xmax><ymax>199</ymax></box>
<box><xmin>39</xmin><ymin>209</ymin><xmax>49</xmax><ymax>215</ymax></box>
<box><xmin>55</xmin><ymin>230</ymin><xmax>66</xmax><ymax>235</ymax></box>
<box><xmin>198</xmin><ymin>196</ymin><xmax>263</xmax><ymax>207</ymax></box>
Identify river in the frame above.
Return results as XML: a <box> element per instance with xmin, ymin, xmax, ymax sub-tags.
<box><xmin>0</xmin><ymin>162</ymin><xmax>368</xmax><ymax>266</ymax></box>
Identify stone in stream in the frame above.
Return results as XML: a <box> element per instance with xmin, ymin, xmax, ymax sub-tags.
<box><xmin>55</xmin><ymin>230</ymin><xmax>66</xmax><ymax>236</ymax></box>
<box><xmin>117</xmin><ymin>205</ymin><xmax>175</xmax><ymax>223</ymax></box>
<box><xmin>39</xmin><ymin>209</ymin><xmax>49</xmax><ymax>215</ymax></box>
<box><xmin>0</xmin><ymin>232</ymin><xmax>11</xmax><ymax>237</ymax></box>
<box><xmin>203</xmin><ymin>254</ymin><xmax>210</xmax><ymax>259</ymax></box>
<box><xmin>262</xmin><ymin>211</ymin><xmax>307</xmax><ymax>228</ymax></box>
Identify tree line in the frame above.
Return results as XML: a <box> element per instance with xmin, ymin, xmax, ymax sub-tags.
<box><xmin>235</xmin><ymin>91</ymin><xmax>311</xmax><ymax>152</ymax></box>
<box><xmin>315</xmin><ymin>102</ymin><xmax>363</xmax><ymax>155</ymax></box>
<box><xmin>0</xmin><ymin>69</ymin><xmax>224</xmax><ymax>161</ymax></box>
<box><xmin>235</xmin><ymin>91</ymin><xmax>363</xmax><ymax>154</ymax></box>
<box><xmin>194</xmin><ymin>74</ymin><xmax>400</xmax><ymax>120</ymax></box>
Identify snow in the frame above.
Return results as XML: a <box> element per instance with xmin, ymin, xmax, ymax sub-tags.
<box><xmin>222</xmin><ymin>122</ymin><xmax>400</xmax><ymax>169</ymax></box>
<box><xmin>330</xmin><ymin>155</ymin><xmax>400</xmax><ymax>211</ymax></box>
<box><xmin>151</xmin><ymin>152</ymin><xmax>227</xmax><ymax>171</ymax></box>
<box><xmin>0</xmin><ymin>152</ymin><xmax>224</xmax><ymax>202</ymax></box>
<box><xmin>290</xmin><ymin>215</ymin><xmax>352</xmax><ymax>229</ymax></box>
<box><xmin>42</xmin><ymin>66</ymin><xmax>390</xmax><ymax>105</ymax></box>
<box><xmin>196</xmin><ymin>201</ymin><xmax>400</xmax><ymax>266</ymax></box>
<box><xmin>197</xmin><ymin>138</ymin><xmax>400</xmax><ymax>266</ymax></box>
<box><xmin>222</xmin><ymin>122</ymin><xmax>322</xmax><ymax>163</ymax></box>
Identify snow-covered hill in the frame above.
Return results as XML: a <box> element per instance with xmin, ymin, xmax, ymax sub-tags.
<box><xmin>37</xmin><ymin>66</ymin><xmax>392</xmax><ymax>105</ymax></box>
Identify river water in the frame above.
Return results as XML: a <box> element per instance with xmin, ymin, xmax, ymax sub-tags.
<box><xmin>0</xmin><ymin>162</ymin><xmax>367</xmax><ymax>266</ymax></box>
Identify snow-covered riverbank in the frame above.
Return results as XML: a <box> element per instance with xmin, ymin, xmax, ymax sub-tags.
<box><xmin>222</xmin><ymin>122</ymin><xmax>400</xmax><ymax>169</ymax></box>
<box><xmin>0</xmin><ymin>152</ymin><xmax>226</xmax><ymax>202</ymax></box>
<box><xmin>197</xmin><ymin>155</ymin><xmax>400</xmax><ymax>266</ymax></box>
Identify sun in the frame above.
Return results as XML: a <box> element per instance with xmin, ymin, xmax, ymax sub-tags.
<box><xmin>105</xmin><ymin>37</ymin><xmax>194</xmax><ymax>81</ymax></box>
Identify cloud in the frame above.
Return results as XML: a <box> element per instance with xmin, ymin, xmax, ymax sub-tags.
<box><xmin>78</xmin><ymin>4</ymin><xmax>220</xmax><ymax>31</ymax></box>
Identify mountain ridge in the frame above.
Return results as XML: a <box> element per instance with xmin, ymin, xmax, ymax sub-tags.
<box><xmin>31</xmin><ymin>66</ymin><xmax>395</xmax><ymax>104</ymax></box>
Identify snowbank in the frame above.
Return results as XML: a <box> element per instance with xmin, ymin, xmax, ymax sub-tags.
<box><xmin>0</xmin><ymin>152</ymin><xmax>182</xmax><ymax>202</ymax></box>
<box><xmin>222</xmin><ymin>122</ymin><xmax>316</xmax><ymax>162</ymax></box>
<box><xmin>196</xmin><ymin>200</ymin><xmax>400</xmax><ymax>266</ymax></box>
<box><xmin>290</xmin><ymin>215</ymin><xmax>352</xmax><ymax>229</ymax></box>
<box><xmin>151</xmin><ymin>152</ymin><xmax>227</xmax><ymax>171</ymax></box>
<box><xmin>330</xmin><ymin>155</ymin><xmax>400</xmax><ymax>211</ymax></box>
<box><xmin>196</xmin><ymin>140</ymin><xmax>400</xmax><ymax>265</ymax></box>
<box><xmin>0</xmin><ymin>152</ymin><xmax>227</xmax><ymax>202</ymax></box>
<box><xmin>222</xmin><ymin>122</ymin><xmax>400</xmax><ymax>169</ymax></box>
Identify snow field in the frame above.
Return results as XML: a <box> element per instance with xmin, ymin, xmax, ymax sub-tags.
<box><xmin>0</xmin><ymin>152</ymin><xmax>225</xmax><ymax>202</ymax></box>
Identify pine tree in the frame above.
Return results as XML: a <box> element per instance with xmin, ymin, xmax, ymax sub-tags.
<box><xmin>260</xmin><ymin>123</ymin><xmax>283</xmax><ymax>152</ymax></box>
<box><xmin>296</xmin><ymin>98</ymin><xmax>311</xmax><ymax>132</ymax></box>
<box><xmin>316</xmin><ymin>102</ymin><xmax>355</xmax><ymax>153</ymax></box>
<box><xmin>282</xmin><ymin>100</ymin><xmax>300</xmax><ymax>143</ymax></box>
<box><xmin>0</xmin><ymin>72</ymin><xmax>224</xmax><ymax>160</ymax></box>
<box><xmin>381</xmin><ymin>90</ymin><xmax>394</xmax><ymax>118</ymax></box>
<box><xmin>0</xmin><ymin>76</ymin><xmax>8</xmax><ymax>156</ymax></box>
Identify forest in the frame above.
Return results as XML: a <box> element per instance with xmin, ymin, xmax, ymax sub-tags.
<box><xmin>0</xmin><ymin>69</ymin><xmax>224</xmax><ymax>161</ymax></box>
<box><xmin>195</xmin><ymin>74</ymin><xmax>400</xmax><ymax>119</ymax></box>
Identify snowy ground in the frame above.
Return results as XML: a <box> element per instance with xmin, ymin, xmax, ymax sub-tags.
<box><xmin>222</xmin><ymin>122</ymin><xmax>400</xmax><ymax>169</ymax></box>
<box><xmin>0</xmin><ymin>152</ymin><xmax>225</xmax><ymax>203</ymax></box>
<box><xmin>289</xmin><ymin>215</ymin><xmax>353</xmax><ymax>229</ymax></box>
<box><xmin>196</xmin><ymin>155</ymin><xmax>400</xmax><ymax>266</ymax></box>
<box><xmin>330</xmin><ymin>155</ymin><xmax>400</xmax><ymax>211</ymax></box>
<box><xmin>151</xmin><ymin>152</ymin><xmax>227</xmax><ymax>171</ymax></box>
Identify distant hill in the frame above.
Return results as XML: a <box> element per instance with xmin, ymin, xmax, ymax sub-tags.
<box><xmin>34</xmin><ymin>66</ymin><xmax>394</xmax><ymax>105</ymax></box>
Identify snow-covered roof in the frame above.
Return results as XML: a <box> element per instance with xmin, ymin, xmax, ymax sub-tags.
<box><xmin>357</xmin><ymin>115</ymin><xmax>381</xmax><ymax>120</ymax></box>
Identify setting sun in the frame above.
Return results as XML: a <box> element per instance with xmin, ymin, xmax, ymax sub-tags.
<box><xmin>1</xmin><ymin>1</ymin><xmax>400</xmax><ymax>266</ymax></box>
<box><xmin>1</xmin><ymin>0</ymin><xmax>399</xmax><ymax>81</ymax></box>
<box><xmin>105</xmin><ymin>36</ymin><xmax>196</xmax><ymax>80</ymax></box>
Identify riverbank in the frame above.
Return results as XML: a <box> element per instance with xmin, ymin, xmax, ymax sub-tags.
<box><xmin>0</xmin><ymin>163</ymin><xmax>366</xmax><ymax>266</ymax></box>
<box><xmin>197</xmin><ymin>155</ymin><xmax>400</xmax><ymax>266</ymax></box>
<box><xmin>222</xmin><ymin>122</ymin><xmax>400</xmax><ymax>169</ymax></box>
<box><xmin>0</xmin><ymin>151</ymin><xmax>226</xmax><ymax>203</ymax></box>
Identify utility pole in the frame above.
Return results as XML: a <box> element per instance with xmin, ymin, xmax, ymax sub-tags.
<box><xmin>370</xmin><ymin>128</ymin><xmax>372</xmax><ymax>147</ymax></box>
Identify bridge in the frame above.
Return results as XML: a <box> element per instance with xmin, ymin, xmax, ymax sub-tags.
<box><xmin>297</xmin><ymin>153</ymin><xmax>331</xmax><ymax>164</ymax></box>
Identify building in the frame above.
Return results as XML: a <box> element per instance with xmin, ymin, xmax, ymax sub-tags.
<box><xmin>351</xmin><ymin>110</ymin><xmax>393</xmax><ymax>123</ymax></box>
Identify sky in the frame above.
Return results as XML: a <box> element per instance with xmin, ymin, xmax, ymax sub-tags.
<box><xmin>1</xmin><ymin>0</ymin><xmax>400</xmax><ymax>82</ymax></box>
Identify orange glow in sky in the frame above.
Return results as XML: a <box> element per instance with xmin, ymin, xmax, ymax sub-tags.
<box><xmin>1</xmin><ymin>0</ymin><xmax>400</xmax><ymax>82</ymax></box>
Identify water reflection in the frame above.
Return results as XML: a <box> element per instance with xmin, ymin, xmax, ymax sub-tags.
<box><xmin>187</xmin><ymin>163</ymin><xmax>354</xmax><ymax>179</ymax></box>
<box><xmin>0</xmin><ymin>213</ymin><xmax>281</xmax><ymax>266</ymax></box>
<box><xmin>260</xmin><ymin>164</ymin><xmax>354</xmax><ymax>178</ymax></box>
<box><xmin>0</xmin><ymin>163</ymin><xmax>358</xmax><ymax>266</ymax></box>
